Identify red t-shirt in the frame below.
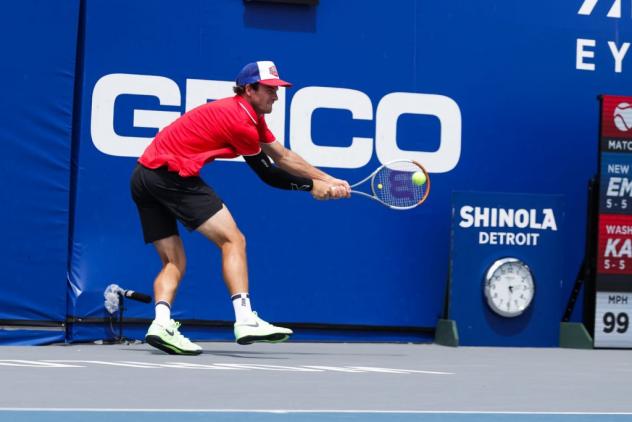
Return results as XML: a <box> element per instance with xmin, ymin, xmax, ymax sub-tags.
<box><xmin>139</xmin><ymin>95</ymin><xmax>275</xmax><ymax>176</ymax></box>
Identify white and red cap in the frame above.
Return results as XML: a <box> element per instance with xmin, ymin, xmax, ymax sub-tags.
<box><xmin>235</xmin><ymin>61</ymin><xmax>292</xmax><ymax>87</ymax></box>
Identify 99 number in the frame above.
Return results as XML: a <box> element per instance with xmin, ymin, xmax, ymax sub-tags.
<box><xmin>603</xmin><ymin>312</ymin><xmax>629</xmax><ymax>333</ymax></box>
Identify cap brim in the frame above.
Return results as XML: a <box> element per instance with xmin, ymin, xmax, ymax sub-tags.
<box><xmin>259</xmin><ymin>79</ymin><xmax>292</xmax><ymax>87</ymax></box>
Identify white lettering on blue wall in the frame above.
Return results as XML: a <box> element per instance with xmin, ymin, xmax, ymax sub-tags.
<box><xmin>576</xmin><ymin>0</ymin><xmax>630</xmax><ymax>73</ymax></box>
<box><xmin>458</xmin><ymin>206</ymin><xmax>557</xmax><ymax>247</ymax></box>
<box><xmin>90</xmin><ymin>73</ymin><xmax>462</xmax><ymax>173</ymax></box>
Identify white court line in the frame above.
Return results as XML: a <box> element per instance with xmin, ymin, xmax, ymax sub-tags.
<box><xmin>45</xmin><ymin>360</ymin><xmax>161</xmax><ymax>369</ymax></box>
<box><xmin>348</xmin><ymin>366</ymin><xmax>453</xmax><ymax>375</ymax></box>
<box><xmin>23</xmin><ymin>360</ymin><xmax>453</xmax><ymax>374</ymax></box>
<box><xmin>0</xmin><ymin>408</ymin><xmax>631</xmax><ymax>415</ymax></box>
<box><xmin>0</xmin><ymin>360</ymin><xmax>83</xmax><ymax>368</ymax></box>
<box><xmin>212</xmin><ymin>363</ymin><xmax>322</xmax><ymax>372</ymax></box>
<box><xmin>303</xmin><ymin>366</ymin><xmax>365</xmax><ymax>373</ymax></box>
<box><xmin>160</xmin><ymin>362</ymin><xmax>246</xmax><ymax>370</ymax></box>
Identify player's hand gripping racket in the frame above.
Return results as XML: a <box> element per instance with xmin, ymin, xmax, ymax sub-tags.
<box><xmin>350</xmin><ymin>159</ymin><xmax>430</xmax><ymax>210</ymax></box>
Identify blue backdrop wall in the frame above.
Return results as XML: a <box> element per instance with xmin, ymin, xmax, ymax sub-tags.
<box><xmin>0</xmin><ymin>0</ymin><xmax>79</xmax><ymax>344</ymax></box>
<box><xmin>2</xmin><ymin>0</ymin><xmax>631</xmax><ymax>344</ymax></box>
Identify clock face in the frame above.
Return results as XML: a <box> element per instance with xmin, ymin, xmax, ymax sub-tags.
<box><xmin>484</xmin><ymin>258</ymin><xmax>535</xmax><ymax>317</ymax></box>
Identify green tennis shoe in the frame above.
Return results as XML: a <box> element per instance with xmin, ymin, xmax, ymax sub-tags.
<box><xmin>234</xmin><ymin>311</ymin><xmax>293</xmax><ymax>345</ymax></box>
<box><xmin>145</xmin><ymin>319</ymin><xmax>202</xmax><ymax>355</ymax></box>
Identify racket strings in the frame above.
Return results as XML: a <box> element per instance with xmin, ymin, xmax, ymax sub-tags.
<box><xmin>372</xmin><ymin>165</ymin><xmax>427</xmax><ymax>208</ymax></box>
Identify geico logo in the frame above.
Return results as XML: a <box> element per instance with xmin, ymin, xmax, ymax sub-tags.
<box><xmin>91</xmin><ymin>73</ymin><xmax>462</xmax><ymax>172</ymax></box>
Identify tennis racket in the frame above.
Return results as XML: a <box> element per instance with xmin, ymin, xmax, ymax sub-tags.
<box><xmin>350</xmin><ymin>159</ymin><xmax>430</xmax><ymax>210</ymax></box>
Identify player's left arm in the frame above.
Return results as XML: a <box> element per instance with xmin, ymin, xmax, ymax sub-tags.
<box><xmin>260</xmin><ymin>141</ymin><xmax>351</xmax><ymax>197</ymax></box>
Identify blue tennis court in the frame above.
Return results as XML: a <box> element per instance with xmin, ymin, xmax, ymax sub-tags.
<box><xmin>0</xmin><ymin>343</ymin><xmax>630</xmax><ymax>421</ymax></box>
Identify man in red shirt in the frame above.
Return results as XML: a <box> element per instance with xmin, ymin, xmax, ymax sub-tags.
<box><xmin>131</xmin><ymin>61</ymin><xmax>350</xmax><ymax>355</ymax></box>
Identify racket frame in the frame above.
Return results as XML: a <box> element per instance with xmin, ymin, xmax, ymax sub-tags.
<box><xmin>350</xmin><ymin>159</ymin><xmax>430</xmax><ymax>210</ymax></box>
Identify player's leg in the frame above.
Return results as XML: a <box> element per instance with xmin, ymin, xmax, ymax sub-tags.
<box><xmin>130</xmin><ymin>164</ymin><xmax>201</xmax><ymax>355</ymax></box>
<box><xmin>144</xmin><ymin>234</ymin><xmax>201</xmax><ymax>355</ymax></box>
<box><xmin>150</xmin><ymin>234</ymin><xmax>185</xmax><ymax>326</ymax></box>
<box><xmin>196</xmin><ymin>206</ymin><xmax>293</xmax><ymax>345</ymax></box>
<box><xmin>152</xmin><ymin>234</ymin><xmax>186</xmax><ymax>305</ymax></box>
<box><xmin>195</xmin><ymin>205</ymin><xmax>248</xmax><ymax>296</ymax></box>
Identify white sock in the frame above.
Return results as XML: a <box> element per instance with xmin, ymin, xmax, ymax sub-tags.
<box><xmin>231</xmin><ymin>293</ymin><xmax>253</xmax><ymax>323</ymax></box>
<box><xmin>155</xmin><ymin>301</ymin><xmax>171</xmax><ymax>325</ymax></box>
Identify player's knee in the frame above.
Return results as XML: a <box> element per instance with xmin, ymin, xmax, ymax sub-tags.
<box><xmin>233</xmin><ymin>231</ymin><xmax>246</xmax><ymax>250</ymax></box>
<box><xmin>224</xmin><ymin>230</ymin><xmax>246</xmax><ymax>251</ymax></box>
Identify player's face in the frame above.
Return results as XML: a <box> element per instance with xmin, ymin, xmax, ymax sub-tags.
<box><xmin>247</xmin><ymin>84</ymin><xmax>278</xmax><ymax>115</ymax></box>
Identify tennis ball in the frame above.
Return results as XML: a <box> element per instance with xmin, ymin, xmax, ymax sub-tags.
<box><xmin>614</xmin><ymin>102</ymin><xmax>632</xmax><ymax>132</ymax></box>
<box><xmin>412</xmin><ymin>171</ymin><xmax>426</xmax><ymax>186</ymax></box>
<box><xmin>377</xmin><ymin>183</ymin><xmax>383</xmax><ymax>189</ymax></box>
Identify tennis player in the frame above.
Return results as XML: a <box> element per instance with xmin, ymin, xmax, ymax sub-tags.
<box><xmin>130</xmin><ymin>61</ymin><xmax>350</xmax><ymax>355</ymax></box>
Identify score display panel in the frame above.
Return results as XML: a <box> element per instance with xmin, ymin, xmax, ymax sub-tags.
<box><xmin>595</xmin><ymin>95</ymin><xmax>632</xmax><ymax>348</ymax></box>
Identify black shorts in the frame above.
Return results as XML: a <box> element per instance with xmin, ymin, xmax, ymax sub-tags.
<box><xmin>130</xmin><ymin>164</ymin><xmax>224</xmax><ymax>243</ymax></box>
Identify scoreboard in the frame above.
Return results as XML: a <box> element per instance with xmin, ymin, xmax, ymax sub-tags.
<box><xmin>595</xmin><ymin>95</ymin><xmax>632</xmax><ymax>348</ymax></box>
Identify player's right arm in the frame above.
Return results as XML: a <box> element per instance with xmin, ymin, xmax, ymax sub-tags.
<box><xmin>260</xmin><ymin>141</ymin><xmax>350</xmax><ymax>199</ymax></box>
<box><xmin>243</xmin><ymin>151</ymin><xmax>331</xmax><ymax>200</ymax></box>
